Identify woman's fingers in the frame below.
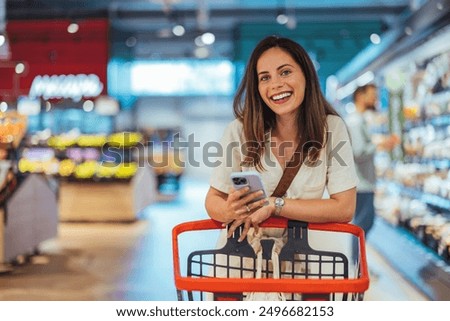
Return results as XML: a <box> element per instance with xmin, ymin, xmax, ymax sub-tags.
<box><xmin>238</xmin><ymin>190</ymin><xmax>264</xmax><ymax>207</ymax></box>
<box><xmin>228</xmin><ymin>186</ymin><xmax>249</xmax><ymax>201</ymax></box>
<box><xmin>236</xmin><ymin>196</ymin><xmax>269</xmax><ymax>218</ymax></box>
<box><xmin>238</xmin><ymin>218</ymin><xmax>253</xmax><ymax>242</ymax></box>
<box><xmin>226</xmin><ymin>218</ymin><xmax>244</xmax><ymax>238</ymax></box>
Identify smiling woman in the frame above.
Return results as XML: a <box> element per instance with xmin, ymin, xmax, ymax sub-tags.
<box><xmin>205</xmin><ymin>35</ymin><xmax>358</xmax><ymax>241</ymax></box>
<box><xmin>201</xmin><ymin>36</ymin><xmax>359</xmax><ymax>301</ymax></box>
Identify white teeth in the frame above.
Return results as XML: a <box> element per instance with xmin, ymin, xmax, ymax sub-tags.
<box><xmin>272</xmin><ymin>92</ymin><xmax>292</xmax><ymax>101</ymax></box>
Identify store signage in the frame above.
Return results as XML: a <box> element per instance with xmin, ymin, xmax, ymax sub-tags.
<box><xmin>29</xmin><ymin>74</ymin><xmax>104</xmax><ymax>101</ymax></box>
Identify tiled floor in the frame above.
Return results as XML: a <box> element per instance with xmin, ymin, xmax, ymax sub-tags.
<box><xmin>0</xmin><ymin>177</ymin><xmax>428</xmax><ymax>301</ymax></box>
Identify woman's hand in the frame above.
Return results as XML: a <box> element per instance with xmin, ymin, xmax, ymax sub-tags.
<box><xmin>223</xmin><ymin>187</ymin><xmax>267</xmax><ymax>223</ymax></box>
<box><xmin>227</xmin><ymin>198</ymin><xmax>275</xmax><ymax>241</ymax></box>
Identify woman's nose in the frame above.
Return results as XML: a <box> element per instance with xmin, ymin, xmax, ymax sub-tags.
<box><xmin>271</xmin><ymin>76</ymin><xmax>283</xmax><ymax>88</ymax></box>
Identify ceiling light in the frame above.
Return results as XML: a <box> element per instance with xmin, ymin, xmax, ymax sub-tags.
<box><xmin>0</xmin><ymin>102</ymin><xmax>7</xmax><ymax>112</ymax></box>
<box><xmin>15</xmin><ymin>62</ymin><xmax>25</xmax><ymax>74</ymax></box>
<box><xmin>67</xmin><ymin>22</ymin><xmax>79</xmax><ymax>34</ymax></box>
<box><xmin>0</xmin><ymin>32</ymin><xmax>11</xmax><ymax>60</ymax></box>
<box><xmin>83</xmin><ymin>100</ymin><xmax>94</xmax><ymax>112</ymax></box>
<box><xmin>195</xmin><ymin>35</ymin><xmax>205</xmax><ymax>47</ymax></box>
<box><xmin>276</xmin><ymin>13</ymin><xmax>288</xmax><ymax>25</ymax></box>
<box><xmin>201</xmin><ymin>32</ymin><xmax>215</xmax><ymax>45</ymax></box>
<box><xmin>370</xmin><ymin>33</ymin><xmax>381</xmax><ymax>45</ymax></box>
<box><xmin>404</xmin><ymin>26</ymin><xmax>413</xmax><ymax>36</ymax></box>
<box><xmin>172</xmin><ymin>25</ymin><xmax>185</xmax><ymax>37</ymax></box>
<box><xmin>126</xmin><ymin>36</ymin><xmax>137</xmax><ymax>47</ymax></box>
<box><xmin>286</xmin><ymin>16</ymin><xmax>297</xmax><ymax>30</ymax></box>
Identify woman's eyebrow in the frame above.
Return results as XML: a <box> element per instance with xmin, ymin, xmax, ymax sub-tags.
<box><xmin>257</xmin><ymin>64</ymin><xmax>293</xmax><ymax>76</ymax></box>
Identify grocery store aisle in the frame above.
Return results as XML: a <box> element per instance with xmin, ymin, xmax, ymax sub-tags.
<box><xmin>0</xmin><ymin>177</ymin><xmax>428</xmax><ymax>301</ymax></box>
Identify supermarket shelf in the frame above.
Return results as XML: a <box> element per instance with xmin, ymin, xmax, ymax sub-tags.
<box><xmin>403</xmin><ymin>156</ymin><xmax>450</xmax><ymax>169</ymax></box>
<box><xmin>424</xmin><ymin>89</ymin><xmax>450</xmax><ymax>105</ymax></box>
<box><xmin>370</xmin><ymin>217</ymin><xmax>450</xmax><ymax>300</ymax></box>
<box><xmin>380</xmin><ymin>180</ymin><xmax>450</xmax><ymax>213</ymax></box>
<box><xmin>404</xmin><ymin>113</ymin><xmax>450</xmax><ymax>131</ymax></box>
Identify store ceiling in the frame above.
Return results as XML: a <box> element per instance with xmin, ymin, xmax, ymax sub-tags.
<box><xmin>5</xmin><ymin>0</ymin><xmax>413</xmax><ymax>61</ymax></box>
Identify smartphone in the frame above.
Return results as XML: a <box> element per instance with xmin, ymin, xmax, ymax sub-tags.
<box><xmin>230</xmin><ymin>171</ymin><xmax>268</xmax><ymax>204</ymax></box>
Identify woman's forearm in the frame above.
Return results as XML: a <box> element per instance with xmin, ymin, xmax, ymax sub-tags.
<box><xmin>278</xmin><ymin>188</ymin><xmax>356</xmax><ymax>223</ymax></box>
<box><xmin>205</xmin><ymin>188</ymin><xmax>229</xmax><ymax>222</ymax></box>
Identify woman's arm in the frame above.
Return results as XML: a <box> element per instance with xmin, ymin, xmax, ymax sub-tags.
<box><xmin>227</xmin><ymin>187</ymin><xmax>356</xmax><ymax>241</ymax></box>
<box><xmin>276</xmin><ymin>187</ymin><xmax>356</xmax><ymax>223</ymax></box>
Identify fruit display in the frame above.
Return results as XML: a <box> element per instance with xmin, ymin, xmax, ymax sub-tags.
<box><xmin>16</xmin><ymin>128</ymin><xmax>183</xmax><ymax>187</ymax></box>
<box><xmin>18</xmin><ymin>157</ymin><xmax>59</xmax><ymax>175</ymax></box>
<box><xmin>107</xmin><ymin>132</ymin><xmax>143</xmax><ymax>147</ymax></box>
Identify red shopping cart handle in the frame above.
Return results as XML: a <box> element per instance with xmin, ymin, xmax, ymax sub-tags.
<box><xmin>172</xmin><ymin>217</ymin><xmax>369</xmax><ymax>295</ymax></box>
<box><xmin>173</xmin><ymin>217</ymin><xmax>365</xmax><ymax>235</ymax></box>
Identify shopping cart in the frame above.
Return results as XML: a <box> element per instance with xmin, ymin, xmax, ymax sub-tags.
<box><xmin>172</xmin><ymin>217</ymin><xmax>369</xmax><ymax>301</ymax></box>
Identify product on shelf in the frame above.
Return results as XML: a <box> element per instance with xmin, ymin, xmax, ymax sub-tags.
<box><xmin>0</xmin><ymin>111</ymin><xmax>27</xmax><ymax>147</ymax></box>
<box><xmin>107</xmin><ymin>132</ymin><xmax>143</xmax><ymax>147</ymax></box>
<box><xmin>77</xmin><ymin>135</ymin><xmax>107</xmax><ymax>147</ymax></box>
<box><xmin>47</xmin><ymin>134</ymin><xmax>77</xmax><ymax>150</ymax></box>
<box><xmin>96</xmin><ymin>162</ymin><xmax>118</xmax><ymax>178</ymax></box>
<box><xmin>58</xmin><ymin>159</ymin><xmax>76</xmax><ymax>177</ymax></box>
<box><xmin>114</xmin><ymin>162</ymin><xmax>138</xmax><ymax>179</ymax></box>
<box><xmin>73</xmin><ymin>161</ymin><xmax>98</xmax><ymax>179</ymax></box>
<box><xmin>66</xmin><ymin>147</ymin><xmax>101</xmax><ymax>162</ymax></box>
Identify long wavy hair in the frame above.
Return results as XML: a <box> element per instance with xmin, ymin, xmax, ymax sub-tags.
<box><xmin>233</xmin><ymin>35</ymin><xmax>340</xmax><ymax>170</ymax></box>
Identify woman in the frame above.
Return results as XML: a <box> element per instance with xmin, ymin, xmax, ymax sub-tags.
<box><xmin>205</xmin><ymin>36</ymin><xmax>358</xmax><ymax>241</ymax></box>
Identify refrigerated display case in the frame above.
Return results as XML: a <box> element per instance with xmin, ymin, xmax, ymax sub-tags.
<box><xmin>376</xmin><ymin>29</ymin><xmax>450</xmax><ymax>300</ymax></box>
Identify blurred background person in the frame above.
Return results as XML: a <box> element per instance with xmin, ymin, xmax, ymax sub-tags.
<box><xmin>346</xmin><ymin>84</ymin><xmax>399</xmax><ymax>263</ymax></box>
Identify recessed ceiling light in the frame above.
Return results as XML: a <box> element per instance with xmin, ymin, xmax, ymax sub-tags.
<box><xmin>67</xmin><ymin>23</ymin><xmax>79</xmax><ymax>34</ymax></box>
<box><xmin>370</xmin><ymin>33</ymin><xmax>381</xmax><ymax>44</ymax></box>
<box><xmin>195</xmin><ymin>36</ymin><xmax>205</xmax><ymax>47</ymax></box>
<box><xmin>172</xmin><ymin>25</ymin><xmax>185</xmax><ymax>37</ymax></box>
<box><xmin>15</xmin><ymin>63</ymin><xmax>25</xmax><ymax>74</ymax></box>
<box><xmin>276</xmin><ymin>13</ymin><xmax>288</xmax><ymax>25</ymax></box>
<box><xmin>201</xmin><ymin>32</ymin><xmax>215</xmax><ymax>45</ymax></box>
<box><xmin>83</xmin><ymin>100</ymin><xmax>94</xmax><ymax>112</ymax></box>
<box><xmin>0</xmin><ymin>102</ymin><xmax>7</xmax><ymax>112</ymax></box>
<box><xmin>126</xmin><ymin>37</ymin><xmax>137</xmax><ymax>47</ymax></box>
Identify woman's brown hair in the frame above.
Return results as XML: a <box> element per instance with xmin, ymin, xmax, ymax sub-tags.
<box><xmin>233</xmin><ymin>35</ymin><xmax>339</xmax><ymax>170</ymax></box>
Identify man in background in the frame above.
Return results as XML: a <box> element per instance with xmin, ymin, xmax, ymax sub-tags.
<box><xmin>346</xmin><ymin>84</ymin><xmax>399</xmax><ymax>262</ymax></box>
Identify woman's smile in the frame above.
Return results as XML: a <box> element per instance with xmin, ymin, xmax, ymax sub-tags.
<box><xmin>271</xmin><ymin>91</ymin><xmax>292</xmax><ymax>104</ymax></box>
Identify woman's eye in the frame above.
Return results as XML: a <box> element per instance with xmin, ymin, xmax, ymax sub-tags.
<box><xmin>259</xmin><ymin>75</ymin><xmax>269</xmax><ymax>82</ymax></box>
<box><xmin>281</xmin><ymin>69</ymin><xmax>291</xmax><ymax>76</ymax></box>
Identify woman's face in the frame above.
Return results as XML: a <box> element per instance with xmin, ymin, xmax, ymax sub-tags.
<box><xmin>256</xmin><ymin>47</ymin><xmax>306</xmax><ymax>118</ymax></box>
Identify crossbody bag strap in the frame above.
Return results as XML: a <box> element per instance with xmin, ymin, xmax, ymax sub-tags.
<box><xmin>271</xmin><ymin>143</ymin><xmax>305</xmax><ymax>198</ymax></box>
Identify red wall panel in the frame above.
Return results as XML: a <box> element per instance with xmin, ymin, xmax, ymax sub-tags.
<box><xmin>0</xmin><ymin>19</ymin><xmax>109</xmax><ymax>101</ymax></box>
